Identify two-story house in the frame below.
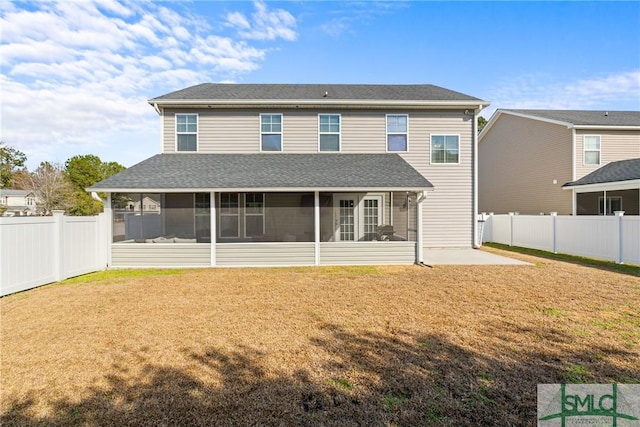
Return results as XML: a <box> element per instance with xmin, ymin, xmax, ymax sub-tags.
<box><xmin>0</xmin><ymin>189</ymin><xmax>38</xmax><ymax>216</ymax></box>
<box><xmin>89</xmin><ymin>84</ymin><xmax>488</xmax><ymax>268</ymax></box>
<box><xmin>479</xmin><ymin>109</ymin><xmax>640</xmax><ymax>216</ymax></box>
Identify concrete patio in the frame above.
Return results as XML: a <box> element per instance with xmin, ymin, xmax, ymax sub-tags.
<box><xmin>422</xmin><ymin>248</ymin><xmax>531</xmax><ymax>265</ymax></box>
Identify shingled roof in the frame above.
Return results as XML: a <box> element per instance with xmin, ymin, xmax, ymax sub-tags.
<box><xmin>88</xmin><ymin>153</ymin><xmax>433</xmax><ymax>192</ymax></box>
<box><xmin>503</xmin><ymin>110</ymin><xmax>640</xmax><ymax>127</ymax></box>
<box><xmin>150</xmin><ymin>83</ymin><xmax>484</xmax><ymax>103</ymax></box>
<box><xmin>563</xmin><ymin>158</ymin><xmax>640</xmax><ymax>187</ymax></box>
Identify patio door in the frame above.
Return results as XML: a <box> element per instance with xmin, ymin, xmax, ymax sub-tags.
<box><xmin>333</xmin><ymin>194</ymin><xmax>383</xmax><ymax>241</ymax></box>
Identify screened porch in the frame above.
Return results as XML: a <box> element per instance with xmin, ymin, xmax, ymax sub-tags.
<box><xmin>110</xmin><ymin>191</ymin><xmax>420</xmax><ymax>267</ymax></box>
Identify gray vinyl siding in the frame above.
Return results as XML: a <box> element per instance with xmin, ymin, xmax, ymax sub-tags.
<box><xmin>340</xmin><ymin>111</ymin><xmax>387</xmax><ymax>152</ymax></box>
<box><xmin>216</xmin><ymin>243</ymin><xmax>315</xmax><ymax>266</ymax></box>
<box><xmin>319</xmin><ymin>242</ymin><xmax>416</xmax><ymax>265</ymax></box>
<box><xmin>162</xmin><ymin>109</ymin><xmax>457</xmax><ymax>154</ymax></box>
<box><xmin>160</xmin><ymin>108</ymin><xmax>476</xmax><ymax>249</ymax></box>
<box><xmin>112</xmin><ymin>243</ymin><xmax>211</xmax><ymax>267</ymax></box>
<box><xmin>479</xmin><ymin>114</ymin><xmax>574</xmax><ymax>215</ymax></box>
<box><xmin>401</xmin><ymin>111</ymin><xmax>474</xmax><ymax>248</ymax></box>
<box><xmin>575</xmin><ymin>129</ymin><xmax>640</xmax><ymax>180</ymax></box>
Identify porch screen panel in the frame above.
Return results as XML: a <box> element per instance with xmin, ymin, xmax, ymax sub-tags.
<box><xmin>217</xmin><ymin>192</ymin><xmax>314</xmax><ymax>243</ymax></box>
<box><xmin>112</xmin><ymin>193</ymin><xmax>210</xmax><ymax>243</ymax></box>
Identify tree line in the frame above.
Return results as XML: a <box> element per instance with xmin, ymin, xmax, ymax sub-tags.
<box><xmin>1</xmin><ymin>142</ymin><xmax>124</xmax><ymax>216</ymax></box>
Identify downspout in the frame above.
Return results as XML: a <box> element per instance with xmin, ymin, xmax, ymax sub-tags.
<box><xmin>472</xmin><ymin>108</ymin><xmax>480</xmax><ymax>248</ymax></box>
<box><xmin>571</xmin><ymin>128</ymin><xmax>577</xmax><ymax>215</ymax></box>
<box><xmin>416</xmin><ymin>191</ymin><xmax>426</xmax><ymax>264</ymax></box>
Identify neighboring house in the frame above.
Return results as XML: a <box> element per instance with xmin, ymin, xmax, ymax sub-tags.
<box><xmin>89</xmin><ymin>84</ymin><xmax>488</xmax><ymax>268</ymax></box>
<box><xmin>478</xmin><ymin>109</ymin><xmax>640</xmax><ymax>215</ymax></box>
<box><xmin>0</xmin><ymin>189</ymin><xmax>38</xmax><ymax>216</ymax></box>
<box><xmin>563</xmin><ymin>158</ymin><xmax>639</xmax><ymax>215</ymax></box>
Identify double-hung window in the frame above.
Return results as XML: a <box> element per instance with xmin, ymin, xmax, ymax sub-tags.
<box><xmin>431</xmin><ymin>135</ymin><xmax>460</xmax><ymax>164</ymax></box>
<box><xmin>176</xmin><ymin>114</ymin><xmax>197</xmax><ymax>151</ymax></box>
<box><xmin>386</xmin><ymin>114</ymin><xmax>408</xmax><ymax>152</ymax></box>
<box><xmin>261</xmin><ymin>114</ymin><xmax>282</xmax><ymax>151</ymax></box>
<box><xmin>584</xmin><ymin>135</ymin><xmax>601</xmax><ymax>165</ymax></box>
<box><xmin>319</xmin><ymin>114</ymin><xmax>340</xmax><ymax>151</ymax></box>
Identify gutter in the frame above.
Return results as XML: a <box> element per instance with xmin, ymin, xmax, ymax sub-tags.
<box><xmin>148</xmin><ymin>99</ymin><xmax>488</xmax><ymax>110</ymax></box>
<box><xmin>86</xmin><ymin>186</ymin><xmax>436</xmax><ymax>193</ymax></box>
<box><xmin>562</xmin><ymin>179</ymin><xmax>640</xmax><ymax>192</ymax></box>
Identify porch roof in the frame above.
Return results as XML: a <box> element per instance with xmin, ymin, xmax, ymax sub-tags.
<box><xmin>563</xmin><ymin>158</ymin><xmax>640</xmax><ymax>188</ymax></box>
<box><xmin>88</xmin><ymin>153</ymin><xmax>433</xmax><ymax>193</ymax></box>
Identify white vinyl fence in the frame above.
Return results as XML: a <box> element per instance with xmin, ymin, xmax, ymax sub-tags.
<box><xmin>0</xmin><ymin>211</ymin><xmax>108</xmax><ymax>296</ymax></box>
<box><xmin>481</xmin><ymin>212</ymin><xmax>639</xmax><ymax>265</ymax></box>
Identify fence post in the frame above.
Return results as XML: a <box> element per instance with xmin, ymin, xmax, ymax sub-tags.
<box><xmin>615</xmin><ymin>211</ymin><xmax>625</xmax><ymax>264</ymax></box>
<box><xmin>52</xmin><ymin>210</ymin><xmax>65</xmax><ymax>282</ymax></box>
<box><xmin>508</xmin><ymin>212</ymin><xmax>515</xmax><ymax>246</ymax></box>
<box><xmin>550</xmin><ymin>212</ymin><xmax>558</xmax><ymax>253</ymax></box>
<box><xmin>487</xmin><ymin>212</ymin><xmax>494</xmax><ymax>243</ymax></box>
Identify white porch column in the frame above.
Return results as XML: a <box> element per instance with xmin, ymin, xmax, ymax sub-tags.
<box><xmin>314</xmin><ymin>191</ymin><xmax>320</xmax><ymax>266</ymax></box>
<box><xmin>210</xmin><ymin>191</ymin><xmax>216</xmax><ymax>267</ymax></box>
<box><xmin>105</xmin><ymin>193</ymin><xmax>112</xmax><ymax>268</ymax></box>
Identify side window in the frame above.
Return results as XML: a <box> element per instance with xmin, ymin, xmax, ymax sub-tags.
<box><xmin>431</xmin><ymin>135</ymin><xmax>460</xmax><ymax>164</ymax></box>
<box><xmin>386</xmin><ymin>114</ymin><xmax>408</xmax><ymax>152</ymax></box>
<box><xmin>261</xmin><ymin>114</ymin><xmax>282</xmax><ymax>151</ymax></box>
<box><xmin>584</xmin><ymin>135</ymin><xmax>601</xmax><ymax>165</ymax></box>
<box><xmin>176</xmin><ymin>114</ymin><xmax>197</xmax><ymax>152</ymax></box>
<box><xmin>319</xmin><ymin>114</ymin><xmax>340</xmax><ymax>151</ymax></box>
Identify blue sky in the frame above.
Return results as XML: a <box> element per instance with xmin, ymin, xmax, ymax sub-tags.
<box><xmin>1</xmin><ymin>0</ymin><xmax>639</xmax><ymax>170</ymax></box>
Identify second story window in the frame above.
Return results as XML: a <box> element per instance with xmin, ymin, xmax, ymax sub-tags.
<box><xmin>584</xmin><ymin>135</ymin><xmax>601</xmax><ymax>165</ymax></box>
<box><xmin>319</xmin><ymin>114</ymin><xmax>340</xmax><ymax>151</ymax></box>
<box><xmin>176</xmin><ymin>114</ymin><xmax>197</xmax><ymax>152</ymax></box>
<box><xmin>261</xmin><ymin>114</ymin><xmax>282</xmax><ymax>151</ymax></box>
<box><xmin>387</xmin><ymin>114</ymin><xmax>408</xmax><ymax>152</ymax></box>
<box><xmin>431</xmin><ymin>135</ymin><xmax>460</xmax><ymax>164</ymax></box>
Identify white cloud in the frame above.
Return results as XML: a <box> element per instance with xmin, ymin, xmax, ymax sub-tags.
<box><xmin>319</xmin><ymin>2</ymin><xmax>408</xmax><ymax>38</ymax></box>
<box><xmin>226</xmin><ymin>1</ymin><xmax>297</xmax><ymax>41</ymax></box>
<box><xmin>483</xmin><ymin>71</ymin><xmax>640</xmax><ymax>118</ymax></box>
<box><xmin>0</xmin><ymin>0</ymin><xmax>298</xmax><ymax>169</ymax></box>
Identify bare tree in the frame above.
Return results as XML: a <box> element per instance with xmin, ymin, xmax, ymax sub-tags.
<box><xmin>16</xmin><ymin>162</ymin><xmax>75</xmax><ymax>215</ymax></box>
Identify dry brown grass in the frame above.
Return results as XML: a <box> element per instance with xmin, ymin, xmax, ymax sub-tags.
<box><xmin>1</xmin><ymin>247</ymin><xmax>639</xmax><ymax>426</ymax></box>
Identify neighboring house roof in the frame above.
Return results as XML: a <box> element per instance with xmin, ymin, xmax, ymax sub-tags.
<box><xmin>563</xmin><ymin>158</ymin><xmax>640</xmax><ymax>188</ymax></box>
<box><xmin>480</xmin><ymin>109</ymin><xmax>640</xmax><ymax>139</ymax></box>
<box><xmin>503</xmin><ymin>109</ymin><xmax>640</xmax><ymax>127</ymax></box>
<box><xmin>88</xmin><ymin>153</ymin><xmax>434</xmax><ymax>192</ymax></box>
<box><xmin>149</xmin><ymin>83</ymin><xmax>488</xmax><ymax>109</ymax></box>
<box><xmin>0</xmin><ymin>189</ymin><xmax>33</xmax><ymax>197</ymax></box>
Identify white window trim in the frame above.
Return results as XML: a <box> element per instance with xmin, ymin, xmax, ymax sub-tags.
<box><xmin>332</xmin><ymin>193</ymin><xmax>385</xmax><ymax>242</ymax></box>
<box><xmin>430</xmin><ymin>134</ymin><xmax>461</xmax><ymax>165</ymax></box>
<box><xmin>318</xmin><ymin>113</ymin><xmax>341</xmax><ymax>152</ymax></box>
<box><xmin>598</xmin><ymin>195</ymin><xmax>622</xmax><ymax>215</ymax></box>
<box><xmin>359</xmin><ymin>194</ymin><xmax>384</xmax><ymax>239</ymax></box>
<box><xmin>219</xmin><ymin>192</ymin><xmax>240</xmax><ymax>238</ymax></box>
<box><xmin>175</xmin><ymin>113</ymin><xmax>198</xmax><ymax>152</ymax></box>
<box><xmin>583</xmin><ymin>135</ymin><xmax>601</xmax><ymax>166</ymax></box>
<box><xmin>259</xmin><ymin>113</ymin><xmax>283</xmax><ymax>152</ymax></box>
<box><xmin>385</xmin><ymin>114</ymin><xmax>409</xmax><ymax>152</ymax></box>
<box><xmin>243</xmin><ymin>192</ymin><xmax>266</xmax><ymax>238</ymax></box>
